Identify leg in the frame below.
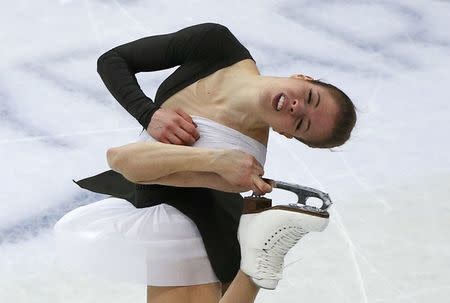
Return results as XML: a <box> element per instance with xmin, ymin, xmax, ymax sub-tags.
<box><xmin>147</xmin><ymin>282</ymin><xmax>222</xmax><ymax>303</ymax></box>
<box><xmin>219</xmin><ymin>270</ymin><xmax>260</xmax><ymax>303</ymax></box>
<box><xmin>146</xmin><ymin>271</ymin><xmax>260</xmax><ymax>303</ymax></box>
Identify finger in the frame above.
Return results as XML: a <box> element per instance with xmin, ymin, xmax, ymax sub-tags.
<box><xmin>171</xmin><ymin>108</ymin><xmax>199</xmax><ymax>137</ymax></box>
<box><xmin>148</xmin><ymin>129</ymin><xmax>167</xmax><ymax>143</ymax></box>
<box><xmin>252</xmin><ymin>176</ymin><xmax>265</xmax><ymax>195</ymax></box>
<box><xmin>174</xmin><ymin>127</ymin><xmax>197</xmax><ymax>145</ymax></box>
<box><xmin>177</xmin><ymin>117</ymin><xmax>200</xmax><ymax>140</ymax></box>
<box><xmin>175</xmin><ymin>108</ymin><xmax>197</xmax><ymax>126</ymax></box>
<box><xmin>250</xmin><ymin>181</ymin><xmax>263</xmax><ymax>196</ymax></box>
<box><xmin>264</xmin><ymin>180</ymin><xmax>273</xmax><ymax>193</ymax></box>
<box><xmin>159</xmin><ymin>137</ymin><xmax>170</xmax><ymax>144</ymax></box>
<box><xmin>253</xmin><ymin>176</ymin><xmax>272</xmax><ymax>194</ymax></box>
<box><xmin>262</xmin><ymin>178</ymin><xmax>275</xmax><ymax>189</ymax></box>
<box><xmin>166</xmin><ymin>133</ymin><xmax>183</xmax><ymax>145</ymax></box>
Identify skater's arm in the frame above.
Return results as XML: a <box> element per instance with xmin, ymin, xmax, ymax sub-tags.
<box><xmin>107</xmin><ymin>141</ymin><xmax>271</xmax><ymax>194</ymax></box>
<box><xmin>142</xmin><ymin>171</ymin><xmax>248</xmax><ymax>193</ymax></box>
<box><xmin>106</xmin><ymin>141</ymin><xmax>224</xmax><ymax>183</ymax></box>
<box><xmin>97</xmin><ymin>23</ymin><xmax>222</xmax><ymax>129</ymax></box>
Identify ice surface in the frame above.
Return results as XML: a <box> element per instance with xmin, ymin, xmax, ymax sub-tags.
<box><xmin>1</xmin><ymin>0</ymin><xmax>449</xmax><ymax>302</ymax></box>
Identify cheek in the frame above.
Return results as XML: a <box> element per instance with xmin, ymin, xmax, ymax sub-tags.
<box><xmin>279</xmin><ymin>116</ymin><xmax>295</xmax><ymax>130</ymax></box>
<box><xmin>272</xmin><ymin>118</ymin><xmax>290</xmax><ymax>133</ymax></box>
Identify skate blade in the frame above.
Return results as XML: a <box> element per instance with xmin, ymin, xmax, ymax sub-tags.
<box><xmin>242</xmin><ymin>202</ymin><xmax>329</xmax><ymax>218</ymax></box>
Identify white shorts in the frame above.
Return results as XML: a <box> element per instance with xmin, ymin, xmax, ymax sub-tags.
<box><xmin>53</xmin><ymin>197</ymin><xmax>219</xmax><ymax>286</ymax></box>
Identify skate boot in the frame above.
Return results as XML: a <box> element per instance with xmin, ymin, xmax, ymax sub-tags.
<box><xmin>238</xmin><ymin>180</ymin><xmax>332</xmax><ymax>290</ymax></box>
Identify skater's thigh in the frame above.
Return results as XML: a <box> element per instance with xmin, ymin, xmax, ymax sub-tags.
<box><xmin>147</xmin><ymin>282</ymin><xmax>222</xmax><ymax>303</ymax></box>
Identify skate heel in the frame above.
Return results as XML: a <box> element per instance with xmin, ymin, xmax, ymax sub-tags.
<box><xmin>242</xmin><ymin>196</ymin><xmax>272</xmax><ymax>214</ymax></box>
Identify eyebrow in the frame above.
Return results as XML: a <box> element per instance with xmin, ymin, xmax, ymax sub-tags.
<box><xmin>316</xmin><ymin>92</ymin><xmax>320</xmax><ymax>108</ymax></box>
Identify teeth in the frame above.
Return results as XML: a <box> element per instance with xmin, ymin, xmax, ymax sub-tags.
<box><xmin>277</xmin><ymin>95</ymin><xmax>285</xmax><ymax>111</ymax></box>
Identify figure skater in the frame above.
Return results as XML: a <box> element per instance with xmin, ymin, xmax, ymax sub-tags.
<box><xmin>54</xmin><ymin>22</ymin><xmax>356</xmax><ymax>303</ymax></box>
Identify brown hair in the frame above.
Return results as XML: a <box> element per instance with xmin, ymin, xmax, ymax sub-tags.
<box><xmin>295</xmin><ymin>80</ymin><xmax>357</xmax><ymax>148</ymax></box>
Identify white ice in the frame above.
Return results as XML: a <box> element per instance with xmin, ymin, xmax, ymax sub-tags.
<box><xmin>1</xmin><ymin>0</ymin><xmax>449</xmax><ymax>302</ymax></box>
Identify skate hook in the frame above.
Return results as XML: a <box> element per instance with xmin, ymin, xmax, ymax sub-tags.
<box><xmin>258</xmin><ymin>179</ymin><xmax>333</xmax><ymax>212</ymax></box>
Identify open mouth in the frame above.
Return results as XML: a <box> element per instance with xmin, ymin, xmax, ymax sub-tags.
<box><xmin>272</xmin><ymin>93</ymin><xmax>286</xmax><ymax>111</ymax></box>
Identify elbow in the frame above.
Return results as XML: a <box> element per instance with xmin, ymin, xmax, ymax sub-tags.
<box><xmin>97</xmin><ymin>50</ymin><xmax>117</xmax><ymax>75</ymax></box>
<box><xmin>97</xmin><ymin>52</ymin><xmax>107</xmax><ymax>74</ymax></box>
<box><xmin>106</xmin><ymin>147</ymin><xmax>138</xmax><ymax>182</ymax></box>
<box><xmin>106</xmin><ymin>147</ymin><xmax>119</xmax><ymax>170</ymax></box>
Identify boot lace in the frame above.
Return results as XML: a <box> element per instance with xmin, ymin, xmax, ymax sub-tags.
<box><xmin>256</xmin><ymin>227</ymin><xmax>308</xmax><ymax>280</ymax></box>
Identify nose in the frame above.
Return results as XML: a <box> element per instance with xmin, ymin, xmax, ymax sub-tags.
<box><xmin>290</xmin><ymin>97</ymin><xmax>313</xmax><ymax>117</ymax></box>
<box><xmin>290</xmin><ymin>98</ymin><xmax>303</xmax><ymax>116</ymax></box>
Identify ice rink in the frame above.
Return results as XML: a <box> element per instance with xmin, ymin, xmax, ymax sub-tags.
<box><xmin>1</xmin><ymin>0</ymin><xmax>449</xmax><ymax>302</ymax></box>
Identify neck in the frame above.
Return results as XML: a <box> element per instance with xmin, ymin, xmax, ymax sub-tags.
<box><xmin>219</xmin><ymin>74</ymin><xmax>279</xmax><ymax>132</ymax></box>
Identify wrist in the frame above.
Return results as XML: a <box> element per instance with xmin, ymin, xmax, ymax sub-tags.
<box><xmin>141</xmin><ymin>106</ymin><xmax>160</xmax><ymax>130</ymax></box>
<box><xmin>206</xmin><ymin>149</ymin><xmax>228</xmax><ymax>174</ymax></box>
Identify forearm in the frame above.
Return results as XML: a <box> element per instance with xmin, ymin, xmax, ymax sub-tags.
<box><xmin>107</xmin><ymin>141</ymin><xmax>225</xmax><ymax>183</ymax></box>
<box><xmin>140</xmin><ymin>171</ymin><xmax>245</xmax><ymax>193</ymax></box>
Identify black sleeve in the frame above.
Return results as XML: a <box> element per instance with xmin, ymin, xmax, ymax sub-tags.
<box><xmin>96</xmin><ymin>23</ymin><xmax>221</xmax><ymax>129</ymax></box>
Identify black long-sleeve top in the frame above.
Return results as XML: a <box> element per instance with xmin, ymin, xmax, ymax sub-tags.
<box><xmin>76</xmin><ymin>23</ymin><xmax>256</xmax><ymax>284</ymax></box>
<box><xmin>97</xmin><ymin>22</ymin><xmax>254</xmax><ymax>129</ymax></box>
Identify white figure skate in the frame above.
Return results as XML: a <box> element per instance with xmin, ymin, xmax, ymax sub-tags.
<box><xmin>238</xmin><ymin>180</ymin><xmax>332</xmax><ymax>290</ymax></box>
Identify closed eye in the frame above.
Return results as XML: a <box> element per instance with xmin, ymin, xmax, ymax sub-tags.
<box><xmin>296</xmin><ymin>118</ymin><xmax>303</xmax><ymax>131</ymax></box>
<box><xmin>316</xmin><ymin>92</ymin><xmax>320</xmax><ymax>108</ymax></box>
<box><xmin>307</xmin><ymin>89</ymin><xmax>312</xmax><ymax>104</ymax></box>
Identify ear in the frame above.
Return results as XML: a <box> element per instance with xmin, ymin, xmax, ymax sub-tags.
<box><xmin>290</xmin><ymin>74</ymin><xmax>314</xmax><ymax>81</ymax></box>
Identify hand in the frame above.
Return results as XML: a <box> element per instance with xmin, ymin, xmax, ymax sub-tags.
<box><xmin>216</xmin><ymin>149</ymin><xmax>272</xmax><ymax>195</ymax></box>
<box><xmin>147</xmin><ymin>108</ymin><xmax>200</xmax><ymax>146</ymax></box>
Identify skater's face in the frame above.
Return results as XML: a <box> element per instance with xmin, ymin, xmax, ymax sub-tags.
<box><xmin>265</xmin><ymin>75</ymin><xmax>340</xmax><ymax>145</ymax></box>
